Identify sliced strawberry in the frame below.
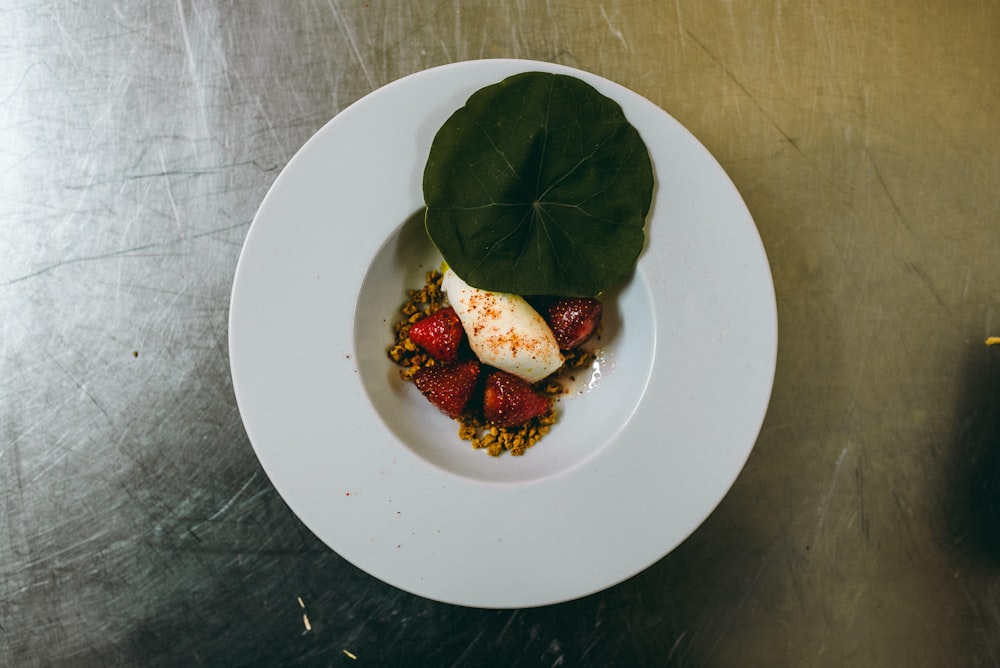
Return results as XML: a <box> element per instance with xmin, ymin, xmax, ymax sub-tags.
<box><xmin>408</xmin><ymin>306</ymin><xmax>464</xmax><ymax>362</ymax></box>
<box><xmin>546</xmin><ymin>297</ymin><xmax>603</xmax><ymax>350</ymax></box>
<box><xmin>482</xmin><ymin>370</ymin><xmax>551</xmax><ymax>427</ymax></box>
<box><xmin>413</xmin><ymin>359</ymin><xmax>480</xmax><ymax>418</ymax></box>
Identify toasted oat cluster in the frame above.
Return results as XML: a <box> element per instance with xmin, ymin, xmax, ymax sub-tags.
<box><xmin>456</xmin><ymin>413</ymin><xmax>555</xmax><ymax>457</ymax></box>
<box><xmin>388</xmin><ymin>271</ymin><xmax>598</xmax><ymax>457</ymax></box>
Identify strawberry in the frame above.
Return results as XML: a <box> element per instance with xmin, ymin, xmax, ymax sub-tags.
<box><xmin>546</xmin><ymin>297</ymin><xmax>602</xmax><ymax>349</ymax></box>
<box><xmin>482</xmin><ymin>370</ymin><xmax>551</xmax><ymax>427</ymax></box>
<box><xmin>413</xmin><ymin>359</ymin><xmax>480</xmax><ymax>418</ymax></box>
<box><xmin>408</xmin><ymin>306</ymin><xmax>464</xmax><ymax>362</ymax></box>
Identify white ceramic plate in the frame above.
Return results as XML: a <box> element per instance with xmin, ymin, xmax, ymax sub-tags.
<box><xmin>229</xmin><ymin>59</ymin><xmax>777</xmax><ymax>608</ymax></box>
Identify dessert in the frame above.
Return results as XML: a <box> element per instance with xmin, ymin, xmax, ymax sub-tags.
<box><xmin>388</xmin><ymin>270</ymin><xmax>602</xmax><ymax>456</ymax></box>
<box><xmin>388</xmin><ymin>70</ymin><xmax>653</xmax><ymax>455</ymax></box>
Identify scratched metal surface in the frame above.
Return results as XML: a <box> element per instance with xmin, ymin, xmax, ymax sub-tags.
<box><xmin>2</xmin><ymin>1</ymin><xmax>999</xmax><ymax>665</ymax></box>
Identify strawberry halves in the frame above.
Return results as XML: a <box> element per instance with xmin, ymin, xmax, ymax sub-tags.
<box><xmin>482</xmin><ymin>370</ymin><xmax>551</xmax><ymax>427</ymax></box>
<box><xmin>545</xmin><ymin>297</ymin><xmax>602</xmax><ymax>350</ymax></box>
<box><xmin>413</xmin><ymin>359</ymin><xmax>480</xmax><ymax>418</ymax></box>
<box><xmin>408</xmin><ymin>306</ymin><xmax>465</xmax><ymax>362</ymax></box>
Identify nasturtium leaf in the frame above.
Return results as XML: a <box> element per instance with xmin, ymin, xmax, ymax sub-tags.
<box><xmin>423</xmin><ymin>71</ymin><xmax>654</xmax><ymax>297</ymax></box>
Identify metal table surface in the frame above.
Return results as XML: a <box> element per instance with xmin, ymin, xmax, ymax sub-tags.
<box><xmin>3</xmin><ymin>1</ymin><xmax>999</xmax><ymax>666</ymax></box>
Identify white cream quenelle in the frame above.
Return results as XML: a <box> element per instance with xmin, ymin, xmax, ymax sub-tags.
<box><xmin>441</xmin><ymin>268</ymin><xmax>564</xmax><ymax>384</ymax></box>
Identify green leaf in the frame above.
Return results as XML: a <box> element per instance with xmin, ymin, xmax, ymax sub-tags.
<box><xmin>423</xmin><ymin>71</ymin><xmax>653</xmax><ymax>297</ymax></box>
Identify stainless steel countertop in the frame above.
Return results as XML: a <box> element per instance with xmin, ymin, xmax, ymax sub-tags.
<box><xmin>3</xmin><ymin>2</ymin><xmax>999</xmax><ymax>665</ymax></box>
